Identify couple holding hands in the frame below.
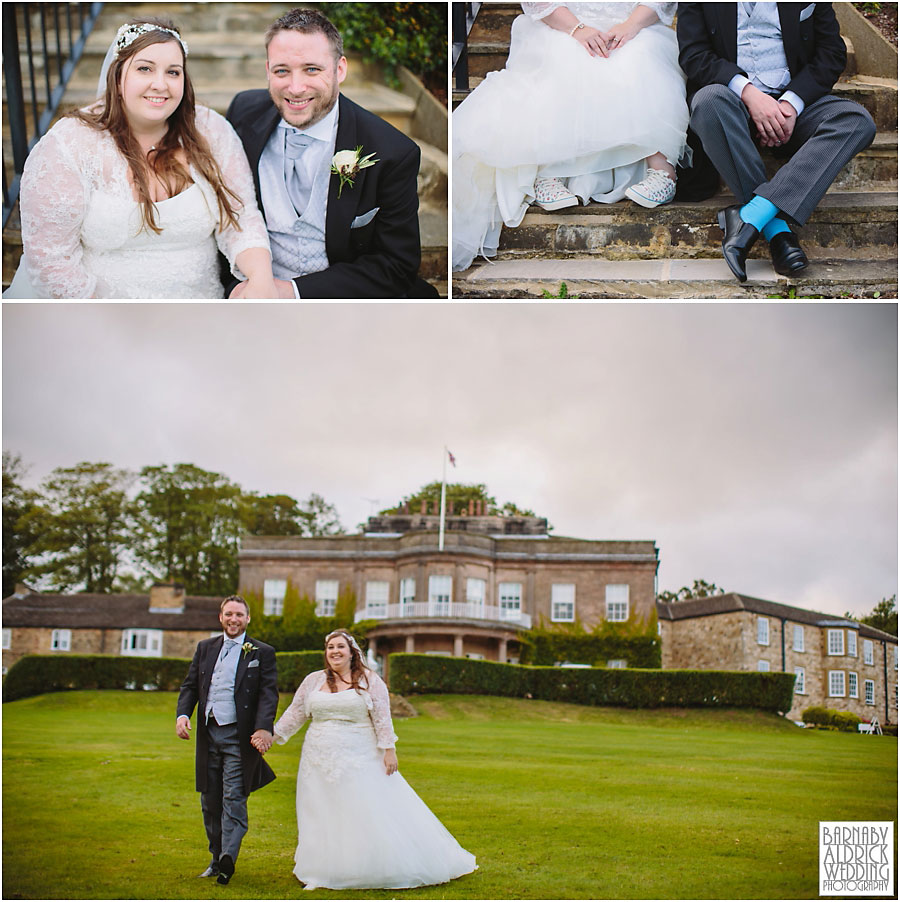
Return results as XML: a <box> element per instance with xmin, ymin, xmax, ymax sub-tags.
<box><xmin>176</xmin><ymin>596</ymin><xmax>475</xmax><ymax>890</ymax></box>
<box><xmin>9</xmin><ymin>8</ymin><xmax>435</xmax><ymax>299</ymax></box>
<box><xmin>452</xmin><ymin>2</ymin><xmax>876</xmax><ymax>283</ymax></box>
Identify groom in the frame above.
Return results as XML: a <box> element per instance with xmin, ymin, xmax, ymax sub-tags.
<box><xmin>176</xmin><ymin>595</ymin><xmax>278</xmax><ymax>885</ymax></box>
<box><xmin>226</xmin><ymin>7</ymin><xmax>434</xmax><ymax>298</ymax></box>
<box><xmin>677</xmin><ymin>2</ymin><xmax>876</xmax><ymax>282</ymax></box>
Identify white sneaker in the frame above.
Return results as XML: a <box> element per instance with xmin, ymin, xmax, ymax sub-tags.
<box><xmin>533</xmin><ymin>177</ymin><xmax>578</xmax><ymax>211</ymax></box>
<box><xmin>625</xmin><ymin>169</ymin><xmax>676</xmax><ymax>208</ymax></box>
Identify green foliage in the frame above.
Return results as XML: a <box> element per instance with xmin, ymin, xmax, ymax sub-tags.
<box><xmin>801</xmin><ymin>705</ymin><xmax>864</xmax><ymax>732</ymax></box>
<box><xmin>19</xmin><ymin>461</ymin><xmax>134</xmax><ymax>593</ymax></box>
<box><xmin>847</xmin><ymin>594</ymin><xmax>897</xmax><ymax>636</ymax></box>
<box><xmin>381</xmin><ymin>481</ymin><xmax>540</xmax><ymax>520</ymax></box>
<box><xmin>389</xmin><ymin>654</ymin><xmax>797</xmax><ymax>712</ymax></box>
<box><xmin>273</xmin><ymin>650</ymin><xmax>326</xmax><ymax>692</ymax></box>
<box><xmin>319</xmin><ymin>2</ymin><xmax>446</xmax><ymax>88</ymax></box>
<box><xmin>657</xmin><ymin>578</ymin><xmax>725</xmax><ymax>603</ymax></box>
<box><xmin>541</xmin><ymin>282</ymin><xmax>579</xmax><ymax>299</ymax></box>
<box><xmin>2</xmin><ymin>451</ymin><xmax>39</xmax><ymax>598</ymax></box>
<box><xmin>519</xmin><ymin>613</ymin><xmax>661</xmax><ymax>668</ymax></box>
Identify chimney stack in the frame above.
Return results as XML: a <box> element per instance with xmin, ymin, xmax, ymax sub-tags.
<box><xmin>149</xmin><ymin>581</ymin><xmax>186</xmax><ymax>612</ymax></box>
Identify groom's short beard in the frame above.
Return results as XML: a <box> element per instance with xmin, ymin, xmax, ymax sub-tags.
<box><xmin>270</xmin><ymin>68</ymin><xmax>340</xmax><ymax>129</ymax></box>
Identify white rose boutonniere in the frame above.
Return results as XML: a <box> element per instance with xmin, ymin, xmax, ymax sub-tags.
<box><xmin>331</xmin><ymin>146</ymin><xmax>379</xmax><ymax>198</ymax></box>
<box><xmin>241</xmin><ymin>641</ymin><xmax>258</xmax><ymax>659</ymax></box>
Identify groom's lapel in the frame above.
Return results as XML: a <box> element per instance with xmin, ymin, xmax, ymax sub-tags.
<box><xmin>325</xmin><ymin>94</ymin><xmax>362</xmax><ymax>262</ymax></box>
<box><xmin>235</xmin><ymin>637</ymin><xmax>252</xmax><ymax>690</ymax></box>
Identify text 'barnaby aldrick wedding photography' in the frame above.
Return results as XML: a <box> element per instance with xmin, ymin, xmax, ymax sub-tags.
<box><xmin>819</xmin><ymin>822</ymin><xmax>895</xmax><ymax>896</ymax></box>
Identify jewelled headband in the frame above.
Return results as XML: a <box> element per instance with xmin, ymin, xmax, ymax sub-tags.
<box><xmin>115</xmin><ymin>22</ymin><xmax>189</xmax><ymax>56</ymax></box>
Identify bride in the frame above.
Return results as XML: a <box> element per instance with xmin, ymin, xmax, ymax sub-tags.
<box><xmin>453</xmin><ymin>2</ymin><xmax>690</xmax><ymax>271</ymax></box>
<box><xmin>6</xmin><ymin>17</ymin><xmax>276</xmax><ymax>298</ymax></box>
<box><xmin>267</xmin><ymin>630</ymin><xmax>477</xmax><ymax>890</ymax></box>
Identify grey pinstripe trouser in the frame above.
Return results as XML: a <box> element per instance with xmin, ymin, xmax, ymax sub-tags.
<box><xmin>689</xmin><ymin>83</ymin><xmax>877</xmax><ymax>226</ymax></box>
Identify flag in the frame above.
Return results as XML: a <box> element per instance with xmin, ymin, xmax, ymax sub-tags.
<box><xmin>447</xmin><ymin>449</ymin><xmax>457</xmax><ymax>467</ymax></box>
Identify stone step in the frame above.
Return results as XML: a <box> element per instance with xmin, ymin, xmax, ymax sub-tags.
<box><xmin>488</xmin><ymin>191</ymin><xmax>897</xmax><ymax>262</ymax></box>
<box><xmin>452</xmin><ymin>256</ymin><xmax>897</xmax><ymax>299</ymax></box>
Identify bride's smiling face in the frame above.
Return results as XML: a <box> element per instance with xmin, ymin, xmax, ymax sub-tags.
<box><xmin>120</xmin><ymin>40</ymin><xmax>185</xmax><ymax>129</ymax></box>
<box><xmin>326</xmin><ymin>636</ymin><xmax>352</xmax><ymax>671</ymax></box>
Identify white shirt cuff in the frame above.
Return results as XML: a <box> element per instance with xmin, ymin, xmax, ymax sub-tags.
<box><xmin>779</xmin><ymin>90</ymin><xmax>805</xmax><ymax>116</ymax></box>
<box><xmin>728</xmin><ymin>73</ymin><xmax>751</xmax><ymax>100</ymax></box>
<box><xmin>291</xmin><ymin>279</ymin><xmax>301</xmax><ymax>299</ymax></box>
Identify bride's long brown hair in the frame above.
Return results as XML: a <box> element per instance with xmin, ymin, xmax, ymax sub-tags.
<box><xmin>69</xmin><ymin>17</ymin><xmax>242</xmax><ymax>235</ymax></box>
<box><xmin>324</xmin><ymin>630</ymin><xmax>370</xmax><ymax>693</ymax></box>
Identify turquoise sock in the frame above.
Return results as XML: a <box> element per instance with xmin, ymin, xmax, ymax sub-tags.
<box><xmin>762</xmin><ymin>217</ymin><xmax>791</xmax><ymax>241</ymax></box>
<box><xmin>739</xmin><ymin>195</ymin><xmax>779</xmax><ymax>232</ymax></box>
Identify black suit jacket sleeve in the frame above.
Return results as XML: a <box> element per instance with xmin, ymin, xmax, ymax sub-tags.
<box><xmin>176</xmin><ymin>642</ymin><xmax>203</xmax><ymax>720</ymax></box>
<box><xmin>783</xmin><ymin>3</ymin><xmax>846</xmax><ymax>106</ymax></box>
<box><xmin>253</xmin><ymin>642</ymin><xmax>279</xmax><ymax>733</ymax></box>
<box><xmin>677</xmin><ymin>3</ymin><xmax>745</xmax><ymax>96</ymax></box>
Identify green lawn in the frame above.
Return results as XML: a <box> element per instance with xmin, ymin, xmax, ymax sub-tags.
<box><xmin>2</xmin><ymin>691</ymin><xmax>896</xmax><ymax>899</ymax></box>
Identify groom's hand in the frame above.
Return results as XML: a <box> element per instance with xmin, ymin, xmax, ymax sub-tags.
<box><xmin>176</xmin><ymin>715</ymin><xmax>191</xmax><ymax>740</ymax></box>
<box><xmin>251</xmin><ymin>729</ymin><xmax>274</xmax><ymax>754</ymax></box>
<box><xmin>742</xmin><ymin>84</ymin><xmax>789</xmax><ymax>147</ymax></box>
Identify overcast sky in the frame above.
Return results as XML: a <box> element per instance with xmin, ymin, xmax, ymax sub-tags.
<box><xmin>3</xmin><ymin>302</ymin><xmax>896</xmax><ymax>619</ymax></box>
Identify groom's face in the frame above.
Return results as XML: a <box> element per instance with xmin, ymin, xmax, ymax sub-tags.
<box><xmin>219</xmin><ymin>601</ymin><xmax>250</xmax><ymax>638</ymax></box>
<box><xmin>266</xmin><ymin>29</ymin><xmax>347</xmax><ymax>130</ymax></box>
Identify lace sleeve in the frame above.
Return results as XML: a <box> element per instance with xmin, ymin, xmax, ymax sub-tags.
<box><xmin>364</xmin><ymin>671</ymin><xmax>398</xmax><ymax>750</ymax></box>
<box><xmin>274</xmin><ymin>670</ymin><xmax>320</xmax><ymax>743</ymax></box>
<box><xmin>635</xmin><ymin>2</ymin><xmax>676</xmax><ymax>25</ymax></box>
<box><xmin>19</xmin><ymin>120</ymin><xmax>96</xmax><ymax>298</ymax></box>
<box><xmin>521</xmin><ymin>3</ymin><xmax>566</xmax><ymax>20</ymax></box>
<box><xmin>196</xmin><ymin>106</ymin><xmax>270</xmax><ymax>276</ymax></box>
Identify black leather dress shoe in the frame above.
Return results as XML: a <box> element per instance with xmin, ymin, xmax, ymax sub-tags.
<box><xmin>217</xmin><ymin>854</ymin><xmax>234</xmax><ymax>885</ymax></box>
<box><xmin>717</xmin><ymin>204</ymin><xmax>760</xmax><ymax>283</ymax></box>
<box><xmin>768</xmin><ymin>229</ymin><xmax>809</xmax><ymax>276</ymax></box>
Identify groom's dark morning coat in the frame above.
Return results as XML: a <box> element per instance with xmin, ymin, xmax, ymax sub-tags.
<box><xmin>227</xmin><ymin>91</ymin><xmax>424</xmax><ymax>298</ymax></box>
<box><xmin>674</xmin><ymin>2</ymin><xmax>847</xmax><ymax>200</ymax></box>
<box><xmin>177</xmin><ymin>635</ymin><xmax>278</xmax><ymax>795</ymax></box>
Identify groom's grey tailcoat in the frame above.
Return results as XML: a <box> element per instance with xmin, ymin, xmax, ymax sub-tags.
<box><xmin>177</xmin><ymin>635</ymin><xmax>278</xmax><ymax>795</ymax></box>
<box><xmin>226</xmin><ymin>91</ymin><xmax>423</xmax><ymax>299</ymax></box>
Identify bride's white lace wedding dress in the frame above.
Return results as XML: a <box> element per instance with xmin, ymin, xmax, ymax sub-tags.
<box><xmin>273</xmin><ymin>670</ymin><xmax>477</xmax><ymax>890</ymax></box>
<box><xmin>453</xmin><ymin>1</ymin><xmax>690</xmax><ymax>271</ymax></box>
<box><xmin>6</xmin><ymin>105</ymin><xmax>269</xmax><ymax>298</ymax></box>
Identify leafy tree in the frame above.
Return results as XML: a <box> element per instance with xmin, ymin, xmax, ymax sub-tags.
<box><xmin>847</xmin><ymin>595</ymin><xmax>897</xmax><ymax>636</ymax></box>
<box><xmin>134</xmin><ymin>463</ymin><xmax>245</xmax><ymax>596</ymax></box>
<box><xmin>658</xmin><ymin>579</ymin><xmax>726</xmax><ymax>603</ymax></box>
<box><xmin>2</xmin><ymin>452</ymin><xmax>40</xmax><ymax>597</ymax></box>
<box><xmin>298</xmin><ymin>492</ymin><xmax>344</xmax><ymax>536</ymax></box>
<box><xmin>382</xmin><ymin>482</ymin><xmax>541</xmax><ymax>519</ymax></box>
<box><xmin>242</xmin><ymin>493</ymin><xmax>307</xmax><ymax>536</ymax></box>
<box><xmin>19</xmin><ymin>461</ymin><xmax>134</xmax><ymax>593</ymax></box>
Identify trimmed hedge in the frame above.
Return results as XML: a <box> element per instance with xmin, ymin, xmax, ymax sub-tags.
<box><xmin>389</xmin><ymin>653</ymin><xmax>797</xmax><ymax>712</ymax></box>
<box><xmin>2</xmin><ymin>651</ymin><xmax>328</xmax><ymax>702</ymax></box>
<box><xmin>801</xmin><ymin>705</ymin><xmax>863</xmax><ymax>732</ymax></box>
<box><xmin>522</xmin><ymin>632</ymin><xmax>661</xmax><ymax>668</ymax></box>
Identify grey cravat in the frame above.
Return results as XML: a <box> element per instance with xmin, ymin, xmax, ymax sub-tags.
<box><xmin>285</xmin><ymin>130</ymin><xmax>314</xmax><ymax>215</ymax></box>
<box><xmin>743</xmin><ymin>1</ymin><xmax>756</xmax><ymax>15</ymax></box>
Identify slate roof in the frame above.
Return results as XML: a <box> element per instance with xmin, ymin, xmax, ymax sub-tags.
<box><xmin>656</xmin><ymin>592</ymin><xmax>897</xmax><ymax>644</ymax></box>
<box><xmin>1</xmin><ymin>592</ymin><xmax>221</xmax><ymax>631</ymax></box>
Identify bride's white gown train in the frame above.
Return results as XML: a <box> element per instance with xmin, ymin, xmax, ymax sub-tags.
<box><xmin>275</xmin><ymin>676</ymin><xmax>476</xmax><ymax>890</ymax></box>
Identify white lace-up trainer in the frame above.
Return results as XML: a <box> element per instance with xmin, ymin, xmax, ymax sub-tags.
<box><xmin>625</xmin><ymin>168</ymin><xmax>676</xmax><ymax>208</ymax></box>
<box><xmin>533</xmin><ymin>177</ymin><xmax>578</xmax><ymax>211</ymax></box>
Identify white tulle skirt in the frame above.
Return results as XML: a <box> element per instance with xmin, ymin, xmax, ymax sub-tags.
<box><xmin>452</xmin><ymin>12</ymin><xmax>690</xmax><ymax>271</ymax></box>
<box><xmin>293</xmin><ymin>700</ymin><xmax>476</xmax><ymax>889</ymax></box>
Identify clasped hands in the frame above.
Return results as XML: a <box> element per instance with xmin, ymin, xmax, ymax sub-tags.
<box><xmin>229</xmin><ymin>277</ymin><xmax>295</xmax><ymax>299</ymax></box>
<box><xmin>742</xmin><ymin>84</ymin><xmax>798</xmax><ymax>147</ymax></box>
<box><xmin>251</xmin><ymin>729</ymin><xmax>274</xmax><ymax>754</ymax></box>
<box><xmin>573</xmin><ymin>21</ymin><xmax>639</xmax><ymax>57</ymax></box>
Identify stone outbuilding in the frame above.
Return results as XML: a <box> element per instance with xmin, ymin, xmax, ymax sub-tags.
<box><xmin>657</xmin><ymin>592</ymin><xmax>898</xmax><ymax>723</ymax></box>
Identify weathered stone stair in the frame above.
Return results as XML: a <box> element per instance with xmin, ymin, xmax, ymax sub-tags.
<box><xmin>452</xmin><ymin>2</ymin><xmax>898</xmax><ymax>298</ymax></box>
<box><xmin>4</xmin><ymin>1</ymin><xmax>448</xmax><ymax>295</ymax></box>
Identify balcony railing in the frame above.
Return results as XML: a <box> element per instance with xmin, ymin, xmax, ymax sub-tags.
<box><xmin>355</xmin><ymin>602</ymin><xmax>531</xmax><ymax>629</ymax></box>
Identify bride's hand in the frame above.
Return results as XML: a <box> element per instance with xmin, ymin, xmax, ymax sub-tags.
<box><xmin>383</xmin><ymin>749</ymin><xmax>398</xmax><ymax>776</ymax></box>
<box><xmin>605</xmin><ymin>21</ymin><xmax>641</xmax><ymax>52</ymax></box>
<box><xmin>573</xmin><ymin>25</ymin><xmax>611</xmax><ymax>58</ymax></box>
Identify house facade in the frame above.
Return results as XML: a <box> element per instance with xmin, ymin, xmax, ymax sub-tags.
<box><xmin>657</xmin><ymin>593</ymin><xmax>898</xmax><ymax>723</ymax></box>
<box><xmin>1</xmin><ymin>582</ymin><xmax>221</xmax><ymax>673</ymax></box>
<box><xmin>239</xmin><ymin>513</ymin><xmax>660</xmax><ymax>674</ymax></box>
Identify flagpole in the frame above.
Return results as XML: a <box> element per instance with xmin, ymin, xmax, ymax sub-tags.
<box><xmin>439</xmin><ymin>446</ymin><xmax>447</xmax><ymax>551</ymax></box>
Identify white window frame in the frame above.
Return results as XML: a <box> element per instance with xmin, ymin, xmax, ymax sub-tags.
<box><xmin>428</xmin><ymin>575</ymin><xmax>452</xmax><ymax>615</ymax></box>
<box><xmin>51</xmin><ymin>628</ymin><xmax>71</xmax><ymax>652</ymax></box>
<box><xmin>607</xmin><ymin>659</ymin><xmax>627</xmax><ymax>669</ymax></box>
<box><xmin>792</xmin><ymin>624</ymin><xmax>804</xmax><ymax>652</ymax></box>
<box><xmin>794</xmin><ymin>667</ymin><xmax>806</xmax><ymax>694</ymax></box>
<box><xmin>828</xmin><ymin>670</ymin><xmax>845</xmax><ymax>697</ymax></box>
<box><xmin>863</xmin><ymin>639</ymin><xmax>874</xmax><ymax>666</ymax></box>
<box><xmin>399</xmin><ymin>577</ymin><xmax>416</xmax><ymax>611</ymax></box>
<box><xmin>365</xmin><ymin>581</ymin><xmax>389</xmax><ymax>618</ymax></box>
<box><xmin>1</xmin><ymin>628</ymin><xmax>10</xmax><ymax>650</ymax></box>
<box><xmin>847</xmin><ymin>629</ymin><xmax>857</xmax><ymax>657</ymax></box>
<box><xmin>864</xmin><ymin>679</ymin><xmax>875</xmax><ymax>705</ymax></box>
<box><xmin>121</xmin><ymin>628</ymin><xmax>162</xmax><ymax>657</ymax></box>
<box><xmin>757</xmin><ymin>660</ymin><xmax>770</xmax><ymax>672</ymax></box>
<box><xmin>848</xmin><ymin>671</ymin><xmax>858</xmax><ymax>698</ymax></box>
<box><xmin>551</xmin><ymin>583</ymin><xmax>576</xmax><ymax>623</ymax></box>
<box><xmin>827</xmin><ymin>629</ymin><xmax>844</xmax><ymax>656</ymax></box>
<box><xmin>315</xmin><ymin>579</ymin><xmax>339</xmax><ymax>617</ymax></box>
<box><xmin>498</xmin><ymin>582</ymin><xmax>522</xmax><ymax>622</ymax></box>
<box><xmin>465</xmin><ymin>577</ymin><xmax>486</xmax><ymax>609</ymax></box>
<box><xmin>606</xmin><ymin>584</ymin><xmax>629</xmax><ymax>623</ymax></box>
<box><xmin>263</xmin><ymin>578</ymin><xmax>287</xmax><ymax>617</ymax></box>
<box><xmin>757</xmin><ymin>617</ymin><xmax>769</xmax><ymax>646</ymax></box>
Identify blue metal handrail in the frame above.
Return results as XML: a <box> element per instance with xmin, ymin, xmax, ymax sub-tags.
<box><xmin>2</xmin><ymin>2</ymin><xmax>104</xmax><ymax>229</ymax></box>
